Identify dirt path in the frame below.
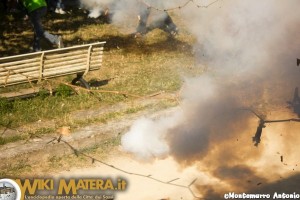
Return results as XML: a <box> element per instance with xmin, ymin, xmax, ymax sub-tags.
<box><xmin>56</xmin><ymin>151</ymin><xmax>206</xmax><ymax>200</ymax></box>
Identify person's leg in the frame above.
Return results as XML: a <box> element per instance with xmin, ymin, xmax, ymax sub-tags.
<box><xmin>29</xmin><ymin>7</ymin><xmax>47</xmax><ymax>51</ymax></box>
<box><xmin>7</xmin><ymin>0</ymin><xmax>18</xmax><ymax>12</ymax></box>
<box><xmin>43</xmin><ymin>31</ymin><xmax>63</xmax><ymax>48</ymax></box>
<box><xmin>161</xmin><ymin>13</ymin><xmax>178</xmax><ymax>36</ymax></box>
<box><xmin>55</xmin><ymin>0</ymin><xmax>66</xmax><ymax>14</ymax></box>
<box><xmin>29</xmin><ymin>7</ymin><xmax>63</xmax><ymax>51</ymax></box>
<box><xmin>148</xmin><ymin>12</ymin><xmax>178</xmax><ymax>36</ymax></box>
<box><xmin>2</xmin><ymin>0</ymin><xmax>8</xmax><ymax>12</ymax></box>
<box><xmin>46</xmin><ymin>0</ymin><xmax>56</xmax><ymax>12</ymax></box>
<box><xmin>136</xmin><ymin>5</ymin><xmax>150</xmax><ymax>35</ymax></box>
<box><xmin>56</xmin><ymin>0</ymin><xmax>62</xmax><ymax>8</ymax></box>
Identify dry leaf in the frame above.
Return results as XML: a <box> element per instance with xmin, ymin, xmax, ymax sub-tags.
<box><xmin>58</xmin><ymin>126</ymin><xmax>71</xmax><ymax>136</ymax></box>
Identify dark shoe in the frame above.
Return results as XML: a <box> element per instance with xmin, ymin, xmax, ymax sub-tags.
<box><xmin>171</xmin><ymin>27</ymin><xmax>179</xmax><ymax>36</ymax></box>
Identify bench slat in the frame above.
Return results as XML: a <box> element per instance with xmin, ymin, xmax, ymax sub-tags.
<box><xmin>43</xmin><ymin>51</ymin><xmax>103</xmax><ymax>66</ymax></box>
<box><xmin>0</xmin><ymin>66</ymin><xmax>39</xmax><ymax>77</ymax></box>
<box><xmin>44</xmin><ymin>49</ymin><xmax>88</xmax><ymax>59</ymax></box>
<box><xmin>0</xmin><ymin>62</ymin><xmax>40</xmax><ymax>73</ymax></box>
<box><xmin>43</xmin><ymin>65</ymin><xmax>87</xmax><ymax>77</ymax></box>
<box><xmin>43</xmin><ymin>47</ymin><xmax>103</xmax><ymax>60</ymax></box>
<box><xmin>90</xmin><ymin>61</ymin><xmax>102</xmax><ymax>69</ymax></box>
<box><xmin>45</xmin><ymin>58</ymin><xmax>87</xmax><ymax>69</ymax></box>
<box><xmin>0</xmin><ymin>64</ymin><xmax>87</xmax><ymax>85</ymax></box>
<box><xmin>0</xmin><ymin>73</ymin><xmax>40</xmax><ymax>86</ymax></box>
<box><xmin>0</xmin><ymin>58</ymin><xmax>40</xmax><ymax>68</ymax></box>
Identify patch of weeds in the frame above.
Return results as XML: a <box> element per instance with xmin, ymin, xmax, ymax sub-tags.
<box><xmin>37</xmin><ymin>89</ymin><xmax>50</xmax><ymax>99</ymax></box>
<box><xmin>154</xmin><ymin>99</ymin><xmax>179</xmax><ymax>110</ymax></box>
<box><xmin>74</xmin><ymin>104</ymin><xmax>156</xmax><ymax>127</ymax></box>
<box><xmin>80</xmin><ymin>136</ymin><xmax>121</xmax><ymax>155</ymax></box>
<box><xmin>0</xmin><ymin>135</ymin><xmax>24</xmax><ymax>145</ymax></box>
<box><xmin>28</xmin><ymin>127</ymin><xmax>55</xmax><ymax>138</ymax></box>
<box><xmin>124</xmin><ymin>105</ymin><xmax>148</xmax><ymax>114</ymax></box>
<box><xmin>49</xmin><ymin>155</ymin><xmax>62</xmax><ymax>163</ymax></box>
<box><xmin>48</xmin><ymin>156</ymin><xmax>63</xmax><ymax>168</ymax></box>
<box><xmin>0</xmin><ymin>127</ymin><xmax>55</xmax><ymax>146</ymax></box>
<box><xmin>55</xmin><ymin>84</ymin><xmax>74</xmax><ymax>97</ymax></box>
<box><xmin>2</xmin><ymin>161</ymin><xmax>32</xmax><ymax>176</ymax></box>
<box><xmin>0</xmin><ymin>93</ymin><xmax>101</xmax><ymax>128</ymax></box>
<box><xmin>0</xmin><ymin>98</ymin><xmax>13</xmax><ymax>114</ymax></box>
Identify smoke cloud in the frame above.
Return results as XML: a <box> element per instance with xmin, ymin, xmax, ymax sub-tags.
<box><xmin>79</xmin><ymin>0</ymin><xmax>188</xmax><ymax>32</ymax></box>
<box><xmin>81</xmin><ymin>0</ymin><xmax>300</xmax><ymax>197</ymax></box>
<box><xmin>121</xmin><ymin>117</ymin><xmax>172</xmax><ymax>160</ymax></box>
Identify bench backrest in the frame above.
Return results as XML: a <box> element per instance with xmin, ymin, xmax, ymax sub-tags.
<box><xmin>0</xmin><ymin>42</ymin><xmax>106</xmax><ymax>87</ymax></box>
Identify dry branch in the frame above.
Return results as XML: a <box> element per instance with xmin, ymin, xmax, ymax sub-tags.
<box><xmin>141</xmin><ymin>0</ymin><xmax>220</xmax><ymax>11</ymax></box>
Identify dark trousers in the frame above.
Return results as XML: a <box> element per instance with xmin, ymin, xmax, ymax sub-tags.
<box><xmin>29</xmin><ymin>6</ymin><xmax>58</xmax><ymax>51</ymax></box>
<box><xmin>1</xmin><ymin>0</ymin><xmax>8</xmax><ymax>12</ymax></box>
<box><xmin>136</xmin><ymin>3</ymin><xmax>177</xmax><ymax>35</ymax></box>
<box><xmin>46</xmin><ymin>0</ymin><xmax>63</xmax><ymax>10</ymax></box>
<box><xmin>148</xmin><ymin>13</ymin><xmax>178</xmax><ymax>34</ymax></box>
<box><xmin>136</xmin><ymin>5</ymin><xmax>150</xmax><ymax>34</ymax></box>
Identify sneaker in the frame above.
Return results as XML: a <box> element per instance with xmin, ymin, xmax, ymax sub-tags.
<box><xmin>23</xmin><ymin>14</ymin><xmax>29</xmax><ymax>21</ymax></box>
<box><xmin>170</xmin><ymin>27</ymin><xmax>179</xmax><ymax>37</ymax></box>
<box><xmin>57</xmin><ymin>36</ymin><xmax>64</xmax><ymax>48</ymax></box>
<box><xmin>134</xmin><ymin>32</ymin><xmax>143</xmax><ymax>38</ymax></box>
<box><xmin>55</xmin><ymin>8</ymin><xmax>66</xmax><ymax>14</ymax></box>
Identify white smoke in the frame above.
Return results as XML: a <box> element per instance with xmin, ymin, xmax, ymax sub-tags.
<box><xmin>80</xmin><ymin>0</ymin><xmax>112</xmax><ymax>18</ymax></box>
<box><xmin>121</xmin><ymin>117</ymin><xmax>169</xmax><ymax>160</ymax></box>
<box><xmin>121</xmin><ymin>111</ymin><xmax>182</xmax><ymax>160</ymax></box>
<box><xmin>121</xmin><ymin>75</ymin><xmax>223</xmax><ymax>160</ymax></box>
<box><xmin>88</xmin><ymin>8</ymin><xmax>102</xmax><ymax>18</ymax></box>
<box><xmin>121</xmin><ymin>0</ymin><xmax>300</xmax><ymax>163</ymax></box>
<box><xmin>79</xmin><ymin>0</ymin><xmax>188</xmax><ymax>30</ymax></box>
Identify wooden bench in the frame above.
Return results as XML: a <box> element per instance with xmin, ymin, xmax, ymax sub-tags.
<box><xmin>0</xmin><ymin>41</ymin><xmax>106</xmax><ymax>98</ymax></box>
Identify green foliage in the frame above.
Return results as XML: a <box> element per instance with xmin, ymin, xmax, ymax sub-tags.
<box><xmin>55</xmin><ymin>84</ymin><xmax>73</xmax><ymax>97</ymax></box>
<box><xmin>0</xmin><ymin>135</ymin><xmax>23</xmax><ymax>145</ymax></box>
<box><xmin>37</xmin><ymin>89</ymin><xmax>50</xmax><ymax>99</ymax></box>
<box><xmin>0</xmin><ymin>98</ymin><xmax>13</xmax><ymax>114</ymax></box>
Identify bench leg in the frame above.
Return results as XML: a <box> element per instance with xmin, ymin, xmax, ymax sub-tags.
<box><xmin>71</xmin><ymin>74</ymin><xmax>90</xmax><ymax>89</ymax></box>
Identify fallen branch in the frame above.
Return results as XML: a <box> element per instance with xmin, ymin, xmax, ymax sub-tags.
<box><xmin>141</xmin><ymin>0</ymin><xmax>220</xmax><ymax>12</ymax></box>
<box><xmin>241</xmin><ymin>107</ymin><xmax>300</xmax><ymax>146</ymax></box>
<box><xmin>241</xmin><ymin>108</ymin><xmax>300</xmax><ymax>124</ymax></box>
<box><xmin>59</xmin><ymin>81</ymin><xmax>171</xmax><ymax>100</ymax></box>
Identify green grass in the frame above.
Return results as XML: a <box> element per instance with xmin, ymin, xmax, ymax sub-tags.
<box><xmin>79</xmin><ymin>135</ymin><xmax>121</xmax><ymax>155</ymax></box>
<box><xmin>0</xmin><ymin>135</ymin><xmax>23</xmax><ymax>145</ymax></box>
<box><xmin>46</xmin><ymin>136</ymin><xmax>122</xmax><ymax>174</ymax></box>
<box><xmin>0</xmin><ymin>127</ymin><xmax>55</xmax><ymax>145</ymax></box>
<box><xmin>0</xmin><ymin>136</ymin><xmax>121</xmax><ymax>177</ymax></box>
<box><xmin>0</xmin><ymin>160</ymin><xmax>32</xmax><ymax>177</ymax></box>
<box><xmin>0</xmin><ymin>93</ymin><xmax>100</xmax><ymax>128</ymax></box>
